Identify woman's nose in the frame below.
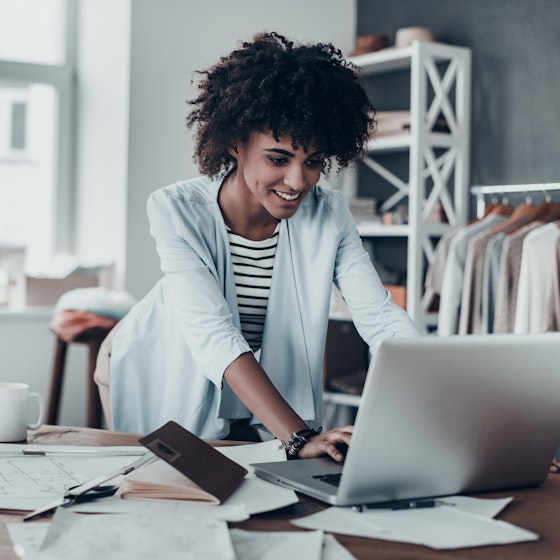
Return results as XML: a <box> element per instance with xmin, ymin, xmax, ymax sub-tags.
<box><xmin>283</xmin><ymin>165</ymin><xmax>307</xmax><ymax>191</ymax></box>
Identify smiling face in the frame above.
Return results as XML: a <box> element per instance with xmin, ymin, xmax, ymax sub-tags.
<box><xmin>229</xmin><ymin>131</ymin><xmax>325</xmax><ymax>222</ymax></box>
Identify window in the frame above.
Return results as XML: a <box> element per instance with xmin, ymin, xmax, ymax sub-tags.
<box><xmin>0</xmin><ymin>0</ymin><xmax>73</xmax><ymax>284</ymax></box>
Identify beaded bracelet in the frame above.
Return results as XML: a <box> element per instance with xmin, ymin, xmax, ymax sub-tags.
<box><xmin>280</xmin><ymin>427</ymin><xmax>322</xmax><ymax>459</ymax></box>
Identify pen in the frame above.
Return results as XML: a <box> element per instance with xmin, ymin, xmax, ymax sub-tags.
<box><xmin>353</xmin><ymin>499</ymin><xmax>448</xmax><ymax>512</ymax></box>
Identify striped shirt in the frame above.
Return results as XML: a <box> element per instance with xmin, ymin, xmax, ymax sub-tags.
<box><xmin>227</xmin><ymin>225</ymin><xmax>279</xmax><ymax>352</ymax></box>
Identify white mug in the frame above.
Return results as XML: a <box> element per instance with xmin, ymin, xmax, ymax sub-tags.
<box><xmin>0</xmin><ymin>383</ymin><xmax>44</xmax><ymax>442</ymax></box>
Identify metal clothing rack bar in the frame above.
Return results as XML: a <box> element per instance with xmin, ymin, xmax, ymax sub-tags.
<box><xmin>470</xmin><ymin>183</ymin><xmax>560</xmax><ymax>218</ymax></box>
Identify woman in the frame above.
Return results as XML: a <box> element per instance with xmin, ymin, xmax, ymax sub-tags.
<box><xmin>95</xmin><ymin>32</ymin><xmax>419</xmax><ymax>461</ymax></box>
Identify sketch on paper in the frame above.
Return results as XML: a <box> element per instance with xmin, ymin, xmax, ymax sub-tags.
<box><xmin>0</xmin><ymin>458</ymin><xmax>88</xmax><ymax>500</ymax></box>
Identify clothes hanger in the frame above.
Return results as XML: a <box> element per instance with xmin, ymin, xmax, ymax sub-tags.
<box><xmin>480</xmin><ymin>196</ymin><xmax>499</xmax><ymax>218</ymax></box>
<box><xmin>490</xmin><ymin>193</ymin><xmax>537</xmax><ymax>235</ymax></box>
<box><xmin>476</xmin><ymin>194</ymin><xmax>514</xmax><ymax>224</ymax></box>
<box><xmin>466</xmin><ymin>195</ymin><xmax>509</xmax><ymax>226</ymax></box>
<box><xmin>477</xmin><ymin>195</ymin><xmax>511</xmax><ymax>230</ymax></box>
<box><xmin>536</xmin><ymin>192</ymin><xmax>560</xmax><ymax>223</ymax></box>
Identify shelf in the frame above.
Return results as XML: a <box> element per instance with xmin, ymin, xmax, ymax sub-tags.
<box><xmin>349</xmin><ymin>41</ymin><xmax>469</xmax><ymax>77</ymax></box>
<box><xmin>425</xmin><ymin>223</ymin><xmax>455</xmax><ymax>236</ymax></box>
<box><xmin>367</xmin><ymin>135</ymin><xmax>411</xmax><ymax>153</ymax></box>
<box><xmin>424</xmin><ymin>312</ymin><xmax>439</xmax><ymax>326</ymax></box>
<box><xmin>349</xmin><ymin>46</ymin><xmax>415</xmax><ymax>75</ymax></box>
<box><xmin>356</xmin><ymin>222</ymin><xmax>453</xmax><ymax>238</ymax></box>
<box><xmin>366</xmin><ymin>132</ymin><xmax>457</xmax><ymax>154</ymax></box>
<box><xmin>328</xmin><ymin>309</ymin><xmax>353</xmax><ymax>322</ymax></box>
<box><xmin>356</xmin><ymin>223</ymin><xmax>410</xmax><ymax>237</ymax></box>
<box><xmin>323</xmin><ymin>391</ymin><xmax>361</xmax><ymax>407</ymax></box>
<box><xmin>0</xmin><ymin>306</ymin><xmax>53</xmax><ymax>320</ymax></box>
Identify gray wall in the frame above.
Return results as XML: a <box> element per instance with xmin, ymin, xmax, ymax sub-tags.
<box><xmin>357</xmin><ymin>0</ymin><xmax>560</xmax><ymax>188</ymax></box>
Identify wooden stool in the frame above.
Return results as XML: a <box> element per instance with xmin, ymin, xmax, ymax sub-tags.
<box><xmin>48</xmin><ymin>310</ymin><xmax>117</xmax><ymax>428</ymax></box>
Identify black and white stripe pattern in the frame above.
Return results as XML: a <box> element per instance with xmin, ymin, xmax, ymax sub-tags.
<box><xmin>227</xmin><ymin>226</ymin><xmax>279</xmax><ymax>352</ymax></box>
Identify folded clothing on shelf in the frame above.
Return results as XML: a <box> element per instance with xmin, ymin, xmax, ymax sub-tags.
<box><xmin>374</xmin><ymin>111</ymin><xmax>450</xmax><ymax>137</ymax></box>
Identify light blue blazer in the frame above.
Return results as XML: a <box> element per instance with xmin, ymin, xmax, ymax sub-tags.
<box><xmin>110</xmin><ymin>176</ymin><xmax>419</xmax><ymax>437</ymax></box>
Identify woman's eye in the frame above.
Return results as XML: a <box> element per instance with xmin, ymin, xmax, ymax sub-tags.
<box><xmin>269</xmin><ymin>157</ymin><xmax>288</xmax><ymax>166</ymax></box>
<box><xmin>306</xmin><ymin>159</ymin><xmax>324</xmax><ymax>168</ymax></box>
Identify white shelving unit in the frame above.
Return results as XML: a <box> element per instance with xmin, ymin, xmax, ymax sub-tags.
<box><xmin>323</xmin><ymin>42</ymin><xmax>472</xmax><ymax>425</ymax></box>
<box><xmin>345</xmin><ymin>41</ymin><xmax>472</xmax><ymax>333</ymax></box>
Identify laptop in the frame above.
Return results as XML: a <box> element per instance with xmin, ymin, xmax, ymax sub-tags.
<box><xmin>252</xmin><ymin>333</ymin><xmax>560</xmax><ymax>507</ymax></box>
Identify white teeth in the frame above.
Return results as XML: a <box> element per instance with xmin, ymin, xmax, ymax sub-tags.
<box><xmin>274</xmin><ymin>191</ymin><xmax>300</xmax><ymax>201</ymax></box>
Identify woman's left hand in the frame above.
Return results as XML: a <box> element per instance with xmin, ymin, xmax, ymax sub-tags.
<box><xmin>297</xmin><ymin>425</ymin><xmax>353</xmax><ymax>462</ymax></box>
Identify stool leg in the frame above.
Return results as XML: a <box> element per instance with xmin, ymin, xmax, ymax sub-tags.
<box><xmin>87</xmin><ymin>341</ymin><xmax>103</xmax><ymax>429</ymax></box>
<box><xmin>47</xmin><ymin>338</ymin><xmax>68</xmax><ymax>425</ymax></box>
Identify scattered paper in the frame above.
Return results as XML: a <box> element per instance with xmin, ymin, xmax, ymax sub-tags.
<box><xmin>7</xmin><ymin>521</ymin><xmax>49</xmax><ymax>558</ymax></box>
<box><xmin>33</xmin><ymin>509</ymin><xmax>235</xmax><ymax>560</ymax></box>
<box><xmin>9</xmin><ymin>524</ymin><xmax>357</xmax><ymax>560</ymax></box>
<box><xmin>228</xmin><ymin>530</ymin><xmax>357</xmax><ymax>560</ymax></box>
<box><xmin>0</xmin><ymin>452</ymin><xmax>149</xmax><ymax>511</ymax></box>
<box><xmin>73</xmin><ymin>475</ymin><xmax>297</xmax><ymax>520</ymax></box>
<box><xmin>230</xmin><ymin>529</ymin><xmax>323</xmax><ymax>560</ymax></box>
<box><xmin>322</xmin><ymin>534</ymin><xmax>358</xmax><ymax>560</ymax></box>
<box><xmin>7</xmin><ymin>442</ymin><xmax>535</xmax><ymax>553</ymax></box>
<box><xmin>292</xmin><ymin>497</ymin><xmax>539</xmax><ymax>550</ymax></box>
<box><xmin>69</xmin><ymin>492</ymin><xmax>249</xmax><ymax>521</ymax></box>
<box><xmin>223</xmin><ymin>476</ymin><xmax>298</xmax><ymax>515</ymax></box>
<box><xmin>435</xmin><ymin>495</ymin><xmax>513</xmax><ymax>518</ymax></box>
<box><xmin>216</xmin><ymin>440</ymin><xmax>286</xmax><ymax>475</ymax></box>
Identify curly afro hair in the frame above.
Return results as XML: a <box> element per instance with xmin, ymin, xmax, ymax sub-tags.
<box><xmin>187</xmin><ymin>32</ymin><xmax>375</xmax><ymax>177</ymax></box>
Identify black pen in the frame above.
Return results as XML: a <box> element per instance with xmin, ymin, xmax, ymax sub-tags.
<box><xmin>353</xmin><ymin>499</ymin><xmax>447</xmax><ymax>513</ymax></box>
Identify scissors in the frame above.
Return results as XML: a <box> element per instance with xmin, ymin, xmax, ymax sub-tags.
<box><xmin>23</xmin><ymin>451</ymin><xmax>156</xmax><ymax>521</ymax></box>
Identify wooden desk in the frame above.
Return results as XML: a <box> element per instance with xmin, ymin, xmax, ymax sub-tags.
<box><xmin>1</xmin><ymin>426</ymin><xmax>559</xmax><ymax>560</ymax></box>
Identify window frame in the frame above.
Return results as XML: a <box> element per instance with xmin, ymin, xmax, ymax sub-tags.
<box><xmin>0</xmin><ymin>0</ymin><xmax>76</xmax><ymax>256</ymax></box>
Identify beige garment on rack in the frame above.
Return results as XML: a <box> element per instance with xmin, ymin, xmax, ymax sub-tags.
<box><xmin>459</xmin><ymin>211</ymin><xmax>536</xmax><ymax>335</ymax></box>
<box><xmin>493</xmin><ymin>222</ymin><xmax>544</xmax><ymax>334</ymax></box>
<box><xmin>438</xmin><ymin>213</ymin><xmax>508</xmax><ymax>336</ymax></box>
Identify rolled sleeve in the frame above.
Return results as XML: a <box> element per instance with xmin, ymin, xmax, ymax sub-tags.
<box><xmin>332</xmin><ymin>196</ymin><xmax>420</xmax><ymax>352</ymax></box>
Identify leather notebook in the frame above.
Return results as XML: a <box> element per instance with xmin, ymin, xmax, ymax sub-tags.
<box><xmin>128</xmin><ymin>420</ymin><xmax>248</xmax><ymax>504</ymax></box>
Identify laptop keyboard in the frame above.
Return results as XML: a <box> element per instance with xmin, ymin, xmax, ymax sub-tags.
<box><xmin>313</xmin><ymin>473</ymin><xmax>341</xmax><ymax>486</ymax></box>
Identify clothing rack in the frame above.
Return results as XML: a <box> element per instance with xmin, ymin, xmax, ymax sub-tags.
<box><xmin>471</xmin><ymin>183</ymin><xmax>560</xmax><ymax>218</ymax></box>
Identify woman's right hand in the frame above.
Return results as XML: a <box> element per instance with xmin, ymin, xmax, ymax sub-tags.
<box><xmin>297</xmin><ymin>425</ymin><xmax>353</xmax><ymax>462</ymax></box>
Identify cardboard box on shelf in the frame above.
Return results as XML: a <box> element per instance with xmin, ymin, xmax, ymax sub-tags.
<box><xmin>25</xmin><ymin>265</ymin><xmax>114</xmax><ymax>306</ymax></box>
